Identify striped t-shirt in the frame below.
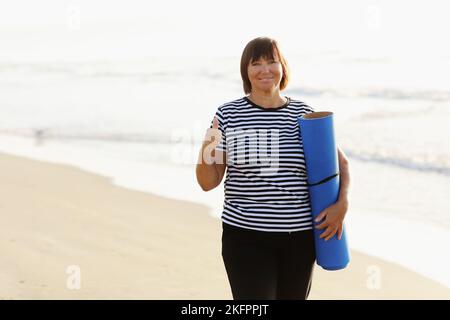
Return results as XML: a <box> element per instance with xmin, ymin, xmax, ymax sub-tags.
<box><xmin>210</xmin><ymin>96</ymin><xmax>315</xmax><ymax>233</ymax></box>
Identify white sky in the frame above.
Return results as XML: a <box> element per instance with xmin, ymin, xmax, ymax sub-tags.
<box><xmin>0</xmin><ymin>0</ymin><xmax>449</xmax><ymax>60</ymax></box>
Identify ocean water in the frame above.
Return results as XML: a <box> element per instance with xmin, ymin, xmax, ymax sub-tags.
<box><xmin>1</xmin><ymin>55</ymin><xmax>449</xmax><ymax>173</ymax></box>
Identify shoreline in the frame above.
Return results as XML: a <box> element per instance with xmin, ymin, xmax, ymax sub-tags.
<box><xmin>1</xmin><ymin>151</ymin><xmax>449</xmax><ymax>299</ymax></box>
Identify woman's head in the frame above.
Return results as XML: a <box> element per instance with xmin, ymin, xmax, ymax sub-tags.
<box><xmin>240</xmin><ymin>37</ymin><xmax>290</xmax><ymax>95</ymax></box>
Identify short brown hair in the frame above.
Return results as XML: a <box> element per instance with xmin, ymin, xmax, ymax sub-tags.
<box><xmin>240</xmin><ymin>37</ymin><xmax>290</xmax><ymax>94</ymax></box>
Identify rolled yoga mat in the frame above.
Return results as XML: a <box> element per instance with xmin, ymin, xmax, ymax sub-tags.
<box><xmin>298</xmin><ymin>111</ymin><xmax>350</xmax><ymax>271</ymax></box>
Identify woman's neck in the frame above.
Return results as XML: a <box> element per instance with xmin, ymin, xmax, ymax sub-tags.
<box><xmin>248</xmin><ymin>91</ymin><xmax>286</xmax><ymax>108</ymax></box>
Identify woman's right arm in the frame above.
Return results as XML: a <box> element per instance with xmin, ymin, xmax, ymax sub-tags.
<box><xmin>196</xmin><ymin>117</ymin><xmax>227</xmax><ymax>191</ymax></box>
<box><xmin>196</xmin><ymin>144</ymin><xmax>226</xmax><ymax>191</ymax></box>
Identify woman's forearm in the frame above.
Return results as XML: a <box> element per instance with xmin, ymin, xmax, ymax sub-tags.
<box><xmin>338</xmin><ymin>158</ymin><xmax>351</xmax><ymax>204</ymax></box>
<box><xmin>196</xmin><ymin>141</ymin><xmax>220</xmax><ymax>191</ymax></box>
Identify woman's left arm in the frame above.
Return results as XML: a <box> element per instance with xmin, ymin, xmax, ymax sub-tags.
<box><xmin>314</xmin><ymin>147</ymin><xmax>351</xmax><ymax>241</ymax></box>
<box><xmin>337</xmin><ymin>147</ymin><xmax>350</xmax><ymax>204</ymax></box>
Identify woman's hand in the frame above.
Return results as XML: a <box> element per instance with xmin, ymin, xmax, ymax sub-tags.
<box><xmin>314</xmin><ymin>199</ymin><xmax>349</xmax><ymax>241</ymax></box>
<box><xmin>196</xmin><ymin>116</ymin><xmax>226</xmax><ymax>191</ymax></box>
<box><xmin>202</xmin><ymin>117</ymin><xmax>223</xmax><ymax>164</ymax></box>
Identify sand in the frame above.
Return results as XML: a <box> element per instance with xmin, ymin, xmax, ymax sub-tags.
<box><xmin>0</xmin><ymin>152</ymin><xmax>449</xmax><ymax>300</ymax></box>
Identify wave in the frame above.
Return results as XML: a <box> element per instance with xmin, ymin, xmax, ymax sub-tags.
<box><xmin>1</xmin><ymin>62</ymin><xmax>450</xmax><ymax>102</ymax></box>
<box><xmin>0</xmin><ymin>128</ymin><xmax>173</xmax><ymax>144</ymax></box>
<box><xmin>0</xmin><ymin>62</ymin><xmax>231</xmax><ymax>82</ymax></box>
<box><xmin>344</xmin><ymin>149</ymin><xmax>450</xmax><ymax>176</ymax></box>
<box><xmin>286</xmin><ymin>86</ymin><xmax>450</xmax><ymax>102</ymax></box>
<box><xmin>1</xmin><ymin>129</ymin><xmax>448</xmax><ymax>177</ymax></box>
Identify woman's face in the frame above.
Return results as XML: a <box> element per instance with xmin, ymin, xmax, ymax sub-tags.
<box><xmin>247</xmin><ymin>52</ymin><xmax>283</xmax><ymax>94</ymax></box>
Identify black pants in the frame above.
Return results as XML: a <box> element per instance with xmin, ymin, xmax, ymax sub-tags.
<box><xmin>221</xmin><ymin>221</ymin><xmax>316</xmax><ymax>300</ymax></box>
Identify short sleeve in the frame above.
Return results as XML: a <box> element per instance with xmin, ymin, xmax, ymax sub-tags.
<box><xmin>209</xmin><ymin>106</ymin><xmax>227</xmax><ymax>152</ymax></box>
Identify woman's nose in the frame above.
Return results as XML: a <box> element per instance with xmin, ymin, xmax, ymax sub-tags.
<box><xmin>260</xmin><ymin>64</ymin><xmax>271</xmax><ymax>72</ymax></box>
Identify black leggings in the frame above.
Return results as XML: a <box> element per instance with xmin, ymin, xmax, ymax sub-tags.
<box><xmin>221</xmin><ymin>221</ymin><xmax>316</xmax><ymax>300</ymax></box>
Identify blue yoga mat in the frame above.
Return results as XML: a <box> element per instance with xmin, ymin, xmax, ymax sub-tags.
<box><xmin>298</xmin><ymin>111</ymin><xmax>350</xmax><ymax>271</ymax></box>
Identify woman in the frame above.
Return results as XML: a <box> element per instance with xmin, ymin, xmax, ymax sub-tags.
<box><xmin>196</xmin><ymin>37</ymin><xmax>351</xmax><ymax>300</ymax></box>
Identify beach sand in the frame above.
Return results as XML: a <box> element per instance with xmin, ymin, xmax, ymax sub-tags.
<box><xmin>1</xmin><ymin>152</ymin><xmax>449</xmax><ymax>300</ymax></box>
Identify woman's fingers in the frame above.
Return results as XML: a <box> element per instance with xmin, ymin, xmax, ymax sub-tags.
<box><xmin>319</xmin><ymin>226</ymin><xmax>332</xmax><ymax>239</ymax></box>
<box><xmin>338</xmin><ymin>225</ymin><xmax>343</xmax><ymax>240</ymax></box>
<box><xmin>315</xmin><ymin>221</ymin><xmax>328</xmax><ymax>230</ymax></box>
<box><xmin>325</xmin><ymin>228</ymin><xmax>338</xmax><ymax>241</ymax></box>
<box><xmin>205</xmin><ymin>117</ymin><xmax>222</xmax><ymax>146</ymax></box>
<box><xmin>320</xmin><ymin>226</ymin><xmax>338</xmax><ymax>241</ymax></box>
<box><xmin>314</xmin><ymin>210</ymin><xmax>327</xmax><ymax>223</ymax></box>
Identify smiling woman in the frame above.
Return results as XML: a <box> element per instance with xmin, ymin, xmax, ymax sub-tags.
<box><xmin>240</xmin><ymin>37</ymin><xmax>290</xmax><ymax>107</ymax></box>
<box><xmin>195</xmin><ymin>36</ymin><xmax>333</xmax><ymax>300</ymax></box>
